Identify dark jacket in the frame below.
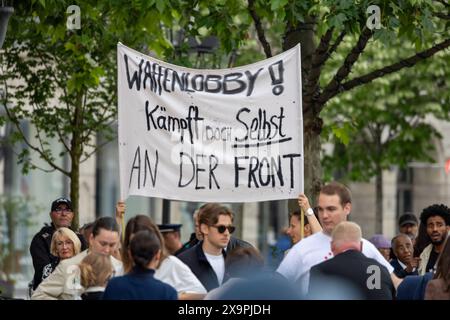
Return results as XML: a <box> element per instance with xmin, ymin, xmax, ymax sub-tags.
<box><xmin>227</xmin><ymin>237</ymin><xmax>253</xmax><ymax>252</ymax></box>
<box><xmin>309</xmin><ymin>250</ymin><xmax>395</xmax><ymax>300</ymax></box>
<box><xmin>176</xmin><ymin>233</ymin><xmax>199</xmax><ymax>256</ymax></box>
<box><xmin>81</xmin><ymin>291</ymin><xmax>104</xmax><ymax>300</ymax></box>
<box><xmin>176</xmin><ymin>234</ymin><xmax>253</xmax><ymax>257</ymax></box>
<box><xmin>41</xmin><ymin>257</ymin><xmax>60</xmax><ymax>282</ymax></box>
<box><xmin>29</xmin><ymin>223</ymin><xmax>87</xmax><ymax>290</ymax></box>
<box><xmin>102</xmin><ymin>266</ymin><xmax>177</xmax><ymax>300</ymax></box>
<box><xmin>177</xmin><ymin>241</ymin><xmax>227</xmax><ymax>292</ymax></box>
<box><xmin>397</xmin><ymin>272</ymin><xmax>434</xmax><ymax>300</ymax></box>
<box><xmin>390</xmin><ymin>258</ymin><xmax>419</xmax><ymax>279</ymax></box>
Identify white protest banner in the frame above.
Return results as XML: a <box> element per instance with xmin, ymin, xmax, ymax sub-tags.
<box><xmin>118</xmin><ymin>43</ymin><xmax>303</xmax><ymax>202</ymax></box>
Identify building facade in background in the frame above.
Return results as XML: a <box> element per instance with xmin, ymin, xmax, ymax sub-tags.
<box><xmin>1</xmin><ymin>115</ymin><xmax>449</xmax><ymax>297</ymax></box>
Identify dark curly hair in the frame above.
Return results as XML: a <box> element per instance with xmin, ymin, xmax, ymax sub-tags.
<box><xmin>420</xmin><ymin>204</ymin><xmax>450</xmax><ymax>226</ymax></box>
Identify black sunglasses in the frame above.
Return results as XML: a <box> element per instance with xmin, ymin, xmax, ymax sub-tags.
<box><xmin>211</xmin><ymin>225</ymin><xmax>236</xmax><ymax>234</ymax></box>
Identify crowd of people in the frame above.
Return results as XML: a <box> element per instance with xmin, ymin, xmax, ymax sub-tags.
<box><xmin>27</xmin><ymin>181</ymin><xmax>450</xmax><ymax>300</ymax></box>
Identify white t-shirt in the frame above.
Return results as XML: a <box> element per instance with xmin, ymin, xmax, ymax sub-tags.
<box><xmin>204</xmin><ymin>252</ymin><xmax>225</xmax><ymax>285</ymax></box>
<box><xmin>155</xmin><ymin>255</ymin><xmax>207</xmax><ymax>294</ymax></box>
<box><xmin>277</xmin><ymin>231</ymin><xmax>394</xmax><ymax>295</ymax></box>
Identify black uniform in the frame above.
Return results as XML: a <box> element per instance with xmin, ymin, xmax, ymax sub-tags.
<box><xmin>175</xmin><ymin>233</ymin><xmax>199</xmax><ymax>256</ymax></box>
<box><xmin>29</xmin><ymin>223</ymin><xmax>87</xmax><ymax>290</ymax></box>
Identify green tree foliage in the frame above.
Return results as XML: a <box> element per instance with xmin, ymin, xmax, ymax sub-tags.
<box><xmin>0</xmin><ymin>0</ymin><xmax>176</xmax><ymax>228</ymax></box>
<box><xmin>321</xmin><ymin>42</ymin><xmax>450</xmax><ymax>231</ymax></box>
<box><xmin>184</xmin><ymin>0</ymin><xmax>450</xmax><ymax>211</ymax></box>
<box><xmin>1</xmin><ymin>0</ymin><xmax>449</xmax><ymax>230</ymax></box>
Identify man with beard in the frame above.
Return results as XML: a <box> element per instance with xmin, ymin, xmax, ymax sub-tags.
<box><xmin>418</xmin><ymin>204</ymin><xmax>450</xmax><ymax>275</ymax></box>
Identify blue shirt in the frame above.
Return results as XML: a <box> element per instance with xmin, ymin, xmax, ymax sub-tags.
<box><xmin>103</xmin><ymin>266</ymin><xmax>178</xmax><ymax>300</ymax></box>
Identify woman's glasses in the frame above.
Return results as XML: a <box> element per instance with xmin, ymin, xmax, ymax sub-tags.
<box><xmin>211</xmin><ymin>225</ymin><xmax>236</xmax><ymax>234</ymax></box>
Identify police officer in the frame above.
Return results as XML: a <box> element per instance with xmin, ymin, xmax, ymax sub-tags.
<box><xmin>158</xmin><ymin>223</ymin><xmax>183</xmax><ymax>255</ymax></box>
<box><xmin>29</xmin><ymin>197</ymin><xmax>87</xmax><ymax>290</ymax></box>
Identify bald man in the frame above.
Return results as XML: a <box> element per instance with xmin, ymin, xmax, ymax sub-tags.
<box><xmin>308</xmin><ymin>222</ymin><xmax>395</xmax><ymax>300</ymax></box>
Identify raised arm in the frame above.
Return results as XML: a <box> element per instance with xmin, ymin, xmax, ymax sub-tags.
<box><xmin>298</xmin><ymin>194</ymin><xmax>322</xmax><ymax>234</ymax></box>
<box><xmin>115</xmin><ymin>201</ymin><xmax>126</xmax><ymax>235</ymax></box>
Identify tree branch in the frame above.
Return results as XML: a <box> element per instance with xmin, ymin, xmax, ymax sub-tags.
<box><xmin>318</xmin><ymin>28</ymin><xmax>373</xmax><ymax>108</ymax></box>
<box><xmin>35</xmin><ymin>50</ymin><xmax>73</xmax><ymax>155</ymax></box>
<box><xmin>81</xmin><ymin>104</ymin><xmax>115</xmax><ymax>144</ymax></box>
<box><xmin>433</xmin><ymin>0</ymin><xmax>449</xmax><ymax>8</ymax></box>
<box><xmin>9</xmin><ymin>148</ymin><xmax>57</xmax><ymax>173</ymax></box>
<box><xmin>338</xmin><ymin>38</ymin><xmax>450</xmax><ymax>96</ymax></box>
<box><xmin>326</xmin><ymin>30</ymin><xmax>346</xmax><ymax>61</ymax></box>
<box><xmin>304</xmin><ymin>28</ymin><xmax>334</xmax><ymax>109</ymax></box>
<box><xmin>434</xmin><ymin>12</ymin><xmax>450</xmax><ymax>20</ymax></box>
<box><xmin>80</xmin><ymin>139</ymin><xmax>112</xmax><ymax>163</ymax></box>
<box><xmin>1</xmin><ymin>77</ymin><xmax>70</xmax><ymax>176</ymax></box>
<box><xmin>248</xmin><ymin>0</ymin><xmax>272</xmax><ymax>58</ymax></box>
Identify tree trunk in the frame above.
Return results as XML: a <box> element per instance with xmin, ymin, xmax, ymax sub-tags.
<box><xmin>283</xmin><ymin>17</ymin><xmax>322</xmax><ymax>212</ymax></box>
<box><xmin>375</xmin><ymin>164</ymin><xmax>383</xmax><ymax>234</ymax></box>
<box><xmin>3</xmin><ymin>125</ymin><xmax>16</xmax><ymax>278</ymax></box>
<box><xmin>70</xmin><ymin>93</ymin><xmax>84</xmax><ymax>230</ymax></box>
<box><xmin>5</xmin><ymin>207</ymin><xmax>16</xmax><ymax>278</ymax></box>
<box><xmin>70</xmin><ymin>154</ymin><xmax>80</xmax><ymax>230</ymax></box>
<box><xmin>303</xmin><ymin>111</ymin><xmax>324</xmax><ymax>204</ymax></box>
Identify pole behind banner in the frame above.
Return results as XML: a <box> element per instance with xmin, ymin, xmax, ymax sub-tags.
<box><xmin>300</xmin><ymin>208</ymin><xmax>305</xmax><ymax>241</ymax></box>
<box><xmin>122</xmin><ymin>216</ymin><xmax>125</xmax><ymax>243</ymax></box>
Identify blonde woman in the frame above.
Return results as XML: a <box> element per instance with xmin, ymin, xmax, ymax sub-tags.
<box><xmin>79</xmin><ymin>252</ymin><xmax>114</xmax><ymax>300</ymax></box>
<box><xmin>41</xmin><ymin>227</ymin><xmax>81</xmax><ymax>282</ymax></box>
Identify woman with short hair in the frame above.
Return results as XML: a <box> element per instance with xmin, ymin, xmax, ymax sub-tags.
<box><xmin>41</xmin><ymin>227</ymin><xmax>81</xmax><ymax>281</ymax></box>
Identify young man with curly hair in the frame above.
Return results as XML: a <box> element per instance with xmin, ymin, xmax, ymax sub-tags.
<box><xmin>418</xmin><ymin>204</ymin><xmax>450</xmax><ymax>275</ymax></box>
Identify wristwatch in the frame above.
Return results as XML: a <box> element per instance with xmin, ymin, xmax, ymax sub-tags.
<box><xmin>306</xmin><ymin>208</ymin><xmax>314</xmax><ymax>217</ymax></box>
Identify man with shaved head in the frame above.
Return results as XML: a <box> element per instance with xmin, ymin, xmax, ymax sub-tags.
<box><xmin>308</xmin><ymin>222</ymin><xmax>395</xmax><ymax>300</ymax></box>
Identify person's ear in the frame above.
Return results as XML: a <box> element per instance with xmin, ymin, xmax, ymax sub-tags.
<box><xmin>152</xmin><ymin>249</ymin><xmax>161</xmax><ymax>265</ymax></box>
<box><xmin>343</xmin><ymin>202</ymin><xmax>352</xmax><ymax>216</ymax></box>
<box><xmin>200</xmin><ymin>223</ymin><xmax>208</xmax><ymax>236</ymax></box>
<box><xmin>127</xmin><ymin>248</ymin><xmax>133</xmax><ymax>262</ymax></box>
<box><xmin>331</xmin><ymin>241</ymin><xmax>336</xmax><ymax>254</ymax></box>
<box><xmin>304</xmin><ymin>224</ymin><xmax>311</xmax><ymax>233</ymax></box>
<box><xmin>89</xmin><ymin>233</ymin><xmax>94</xmax><ymax>247</ymax></box>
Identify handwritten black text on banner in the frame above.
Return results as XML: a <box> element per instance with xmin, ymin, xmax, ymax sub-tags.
<box><xmin>117</xmin><ymin>43</ymin><xmax>303</xmax><ymax>202</ymax></box>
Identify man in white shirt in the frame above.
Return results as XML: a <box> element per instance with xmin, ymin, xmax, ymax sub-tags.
<box><xmin>277</xmin><ymin>181</ymin><xmax>399</xmax><ymax>296</ymax></box>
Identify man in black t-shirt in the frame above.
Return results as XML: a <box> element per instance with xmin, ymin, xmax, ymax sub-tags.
<box><xmin>418</xmin><ymin>204</ymin><xmax>450</xmax><ymax>275</ymax></box>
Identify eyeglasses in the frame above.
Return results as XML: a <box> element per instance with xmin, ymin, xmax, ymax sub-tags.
<box><xmin>54</xmin><ymin>207</ymin><xmax>72</xmax><ymax>214</ymax></box>
<box><xmin>211</xmin><ymin>225</ymin><xmax>235</xmax><ymax>234</ymax></box>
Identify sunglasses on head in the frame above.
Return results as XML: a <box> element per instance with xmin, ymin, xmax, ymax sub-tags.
<box><xmin>212</xmin><ymin>225</ymin><xmax>235</xmax><ymax>234</ymax></box>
